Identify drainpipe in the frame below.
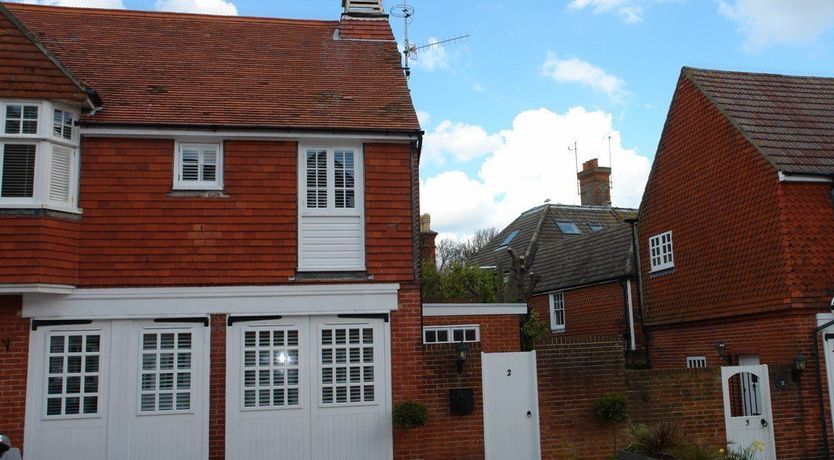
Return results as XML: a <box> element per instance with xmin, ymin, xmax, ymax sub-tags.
<box><xmin>813</xmin><ymin>297</ymin><xmax>834</xmax><ymax>459</ymax></box>
<box><xmin>624</xmin><ymin>217</ymin><xmax>650</xmax><ymax>368</ymax></box>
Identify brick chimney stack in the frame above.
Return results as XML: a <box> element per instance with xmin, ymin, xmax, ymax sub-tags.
<box><xmin>577</xmin><ymin>158</ymin><xmax>611</xmax><ymax>206</ymax></box>
<box><xmin>420</xmin><ymin>214</ymin><xmax>438</xmax><ymax>264</ymax></box>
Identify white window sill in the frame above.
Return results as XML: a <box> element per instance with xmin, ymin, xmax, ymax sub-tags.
<box><xmin>551</xmin><ymin>326</ymin><xmax>565</xmax><ymax>333</ymax></box>
<box><xmin>649</xmin><ymin>264</ymin><xmax>675</xmax><ymax>274</ymax></box>
<box><xmin>173</xmin><ymin>184</ymin><xmax>224</xmax><ymax>192</ymax></box>
<box><xmin>0</xmin><ymin>202</ymin><xmax>82</xmax><ymax>215</ymax></box>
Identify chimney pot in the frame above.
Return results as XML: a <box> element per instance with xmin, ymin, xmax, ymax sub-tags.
<box><xmin>577</xmin><ymin>157</ymin><xmax>612</xmax><ymax>206</ymax></box>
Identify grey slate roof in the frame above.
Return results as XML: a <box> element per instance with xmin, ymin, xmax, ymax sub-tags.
<box><xmin>686</xmin><ymin>67</ymin><xmax>834</xmax><ymax>176</ymax></box>
<box><xmin>469</xmin><ymin>203</ymin><xmax>637</xmax><ymax>272</ymax></box>
<box><xmin>531</xmin><ymin>223</ymin><xmax>634</xmax><ymax>294</ymax></box>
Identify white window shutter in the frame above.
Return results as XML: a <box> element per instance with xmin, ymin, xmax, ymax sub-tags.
<box><xmin>49</xmin><ymin>146</ymin><xmax>73</xmax><ymax>203</ymax></box>
<box><xmin>181</xmin><ymin>147</ymin><xmax>200</xmax><ymax>181</ymax></box>
<box><xmin>201</xmin><ymin>147</ymin><xmax>217</xmax><ymax>182</ymax></box>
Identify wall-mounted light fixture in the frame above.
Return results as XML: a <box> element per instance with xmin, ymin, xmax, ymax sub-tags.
<box><xmin>792</xmin><ymin>352</ymin><xmax>807</xmax><ymax>381</ymax></box>
<box><xmin>455</xmin><ymin>342</ymin><xmax>469</xmax><ymax>373</ymax></box>
<box><xmin>715</xmin><ymin>341</ymin><xmax>732</xmax><ymax>364</ymax></box>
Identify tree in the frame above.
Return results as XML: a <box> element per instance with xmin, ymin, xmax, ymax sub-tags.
<box><xmin>434</xmin><ymin>226</ymin><xmax>500</xmax><ymax>271</ymax></box>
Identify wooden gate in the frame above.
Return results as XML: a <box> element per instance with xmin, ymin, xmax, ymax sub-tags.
<box><xmin>721</xmin><ymin>365</ymin><xmax>776</xmax><ymax>459</ymax></box>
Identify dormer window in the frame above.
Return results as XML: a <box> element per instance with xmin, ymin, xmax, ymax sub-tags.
<box><xmin>4</xmin><ymin>104</ymin><xmax>39</xmax><ymax>135</ymax></box>
<box><xmin>556</xmin><ymin>221</ymin><xmax>581</xmax><ymax>235</ymax></box>
<box><xmin>174</xmin><ymin>142</ymin><xmax>223</xmax><ymax>190</ymax></box>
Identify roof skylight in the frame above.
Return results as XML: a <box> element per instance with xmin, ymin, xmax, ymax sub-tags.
<box><xmin>556</xmin><ymin>221</ymin><xmax>581</xmax><ymax>235</ymax></box>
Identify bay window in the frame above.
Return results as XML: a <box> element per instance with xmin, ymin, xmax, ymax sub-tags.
<box><xmin>0</xmin><ymin>100</ymin><xmax>80</xmax><ymax>212</ymax></box>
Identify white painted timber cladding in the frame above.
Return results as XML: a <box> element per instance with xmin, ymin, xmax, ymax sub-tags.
<box><xmin>298</xmin><ymin>215</ymin><xmax>364</xmax><ymax>271</ymax></box>
<box><xmin>25</xmin><ymin>319</ymin><xmax>209</xmax><ymax>460</ymax></box>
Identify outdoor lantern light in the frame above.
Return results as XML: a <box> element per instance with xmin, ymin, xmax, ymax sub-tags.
<box><xmin>455</xmin><ymin>342</ymin><xmax>469</xmax><ymax>373</ymax></box>
<box><xmin>715</xmin><ymin>341</ymin><xmax>731</xmax><ymax>364</ymax></box>
<box><xmin>792</xmin><ymin>352</ymin><xmax>807</xmax><ymax>381</ymax></box>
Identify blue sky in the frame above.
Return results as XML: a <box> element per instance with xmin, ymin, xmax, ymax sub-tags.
<box><xmin>17</xmin><ymin>0</ymin><xmax>834</xmax><ymax>237</ymax></box>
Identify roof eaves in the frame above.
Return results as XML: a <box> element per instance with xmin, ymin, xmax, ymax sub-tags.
<box><xmin>0</xmin><ymin>3</ymin><xmax>102</xmax><ymax>110</ymax></box>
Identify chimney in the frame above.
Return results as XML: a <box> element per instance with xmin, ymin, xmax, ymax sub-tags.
<box><xmin>577</xmin><ymin>158</ymin><xmax>611</xmax><ymax>206</ymax></box>
<box><xmin>420</xmin><ymin>214</ymin><xmax>438</xmax><ymax>264</ymax></box>
<box><xmin>342</xmin><ymin>0</ymin><xmax>387</xmax><ymax>17</ymax></box>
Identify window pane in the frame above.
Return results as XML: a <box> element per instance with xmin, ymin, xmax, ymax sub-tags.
<box><xmin>1</xmin><ymin>144</ymin><xmax>36</xmax><ymax>198</ymax></box>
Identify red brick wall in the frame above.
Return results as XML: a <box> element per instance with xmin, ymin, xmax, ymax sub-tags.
<box><xmin>0</xmin><ymin>12</ymin><xmax>88</xmax><ymax>103</ymax></box>
<box><xmin>0</xmin><ymin>216</ymin><xmax>79</xmax><ymax>285</ymax></box>
<box><xmin>530</xmin><ymin>281</ymin><xmax>630</xmax><ymax>339</ymax></box>
<box><xmin>537</xmin><ymin>336</ymin><xmax>725</xmax><ymax>460</ymax></box>
<box><xmin>638</xmin><ymin>75</ymin><xmax>791</xmax><ymax>325</ymax></box>
<box><xmin>650</xmin><ymin>312</ymin><xmax>831</xmax><ymax>459</ymax></box>
<box><xmin>208</xmin><ymin>314</ymin><xmax>226</xmax><ymax>460</ymax></box>
<box><xmin>0</xmin><ymin>295</ymin><xmax>28</xmax><ymax>450</ymax></box>
<box><xmin>410</xmin><ymin>314</ymin><xmax>521</xmax><ymax>460</ymax></box>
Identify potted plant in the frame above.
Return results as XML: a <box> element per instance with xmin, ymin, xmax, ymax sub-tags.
<box><xmin>392</xmin><ymin>400</ymin><xmax>428</xmax><ymax>429</ymax></box>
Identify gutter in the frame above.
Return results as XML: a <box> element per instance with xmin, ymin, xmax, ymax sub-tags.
<box><xmin>625</xmin><ymin>217</ymin><xmax>650</xmax><ymax>368</ymax></box>
<box><xmin>813</xmin><ymin>297</ymin><xmax>834</xmax><ymax>459</ymax></box>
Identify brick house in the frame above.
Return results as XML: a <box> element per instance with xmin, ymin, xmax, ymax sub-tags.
<box><xmin>472</xmin><ymin>159</ymin><xmax>642</xmax><ymax>351</ymax></box>
<box><xmin>0</xmin><ymin>1</ymin><xmax>446</xmax><ymax>458</ymax></box>
<box><xmin>638</xmin><ymin>67</ymin><xmax>834</xmax><ymax>459</ymax></box>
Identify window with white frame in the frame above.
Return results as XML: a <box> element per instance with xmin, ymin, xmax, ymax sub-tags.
<box><xmin>0</xmin><ymin>100</ymin><xmax>80</xmax><ymax>211</ymax></box>
<box><xmin>549</xmin><ymin>291</ymin><xmax>565</xmax><ymax>331</ymax></box>
<box><xmin>139</xmin><ymin>330</ymin><xmax>192</xmax><ymax>413</ymax></box>
<box><xmin>174</xmin><ymin>142</ymin><xmax>222</xmax><ymax>190</ymax></box>
<box><xmin>242</xmin><ymin>328</ymin><xmax>300</xmax><ymax>409</ymax></box>
<box><xmin>303</xmin><ymin>147</ymin><xmax>359</xmax><ymax>210</ymax></box>
<box><xmin>45</xmin><ymin>332</ymin><xmax>101</xmax><ymax>417</ymax></box>
<box><xmin>649</xmin><ymin>231</ymin><xmax>674</xmax><ymax>272</ymax></box>
<box><xmin>320</xmin><ymin>326</ymin><xmax>375</xmax><ymax>405</ymax></box>
<box><xmin>686</xmin><ymin>356</ymin><xmax>706</xmax><ymax>368</ymax></box>
<box><xmin>4</xmin><ymin>103</ymin><xmax>39</xmax><ymax>135</ymax></box>
<box><xmin>423</xmin><ymin>325</ymin><xmax>480</xmax><ymax>344</ymax></box>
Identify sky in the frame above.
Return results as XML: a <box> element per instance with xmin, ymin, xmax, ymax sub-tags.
<box><xmin>12</xmin><ymin>0</ymin><xmax>834</xmax><ymax>240</ymax></box>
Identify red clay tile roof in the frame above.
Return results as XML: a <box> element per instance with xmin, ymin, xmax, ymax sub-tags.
<box><xmin>0</xmin><ymin>5</ymin><xmax>98</xmax><ymax>106</ymax></box>
<box><xmin>2</xmin><ymin>3</ymin><xmax>420</xmax><ymax>133</ymax></box>
<box><xmin>686</xmin><ymin>67</ymin><xmax>834</xmax><ymax>176</ymax></box>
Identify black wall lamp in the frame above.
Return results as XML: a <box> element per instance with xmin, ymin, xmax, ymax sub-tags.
<box><xmin>715</xmin><ymin>341</ymin><xmax>732</xmax><ymax>364</ymax></box>
<box><xmin>792</xmin><ymin>352</ymin><xmax>807</xmax><ymax>381</ymax></box>
<box><xmin>455</xmin><ymin>342</ymin><xmax>469</xmax><ymax>373</ymax></box>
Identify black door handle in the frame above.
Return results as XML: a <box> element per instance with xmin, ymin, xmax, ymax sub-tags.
<box><xmin>526</xmin><ymin>410</ymin><xmax>532</xmax><ymax>417</ymax></box>
<box><xmin>761</xmin><ymin>419</ymin><xmax>768</xmax><ymax>427</ymax></box>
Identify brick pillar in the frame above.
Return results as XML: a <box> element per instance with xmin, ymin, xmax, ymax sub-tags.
<box><xmin>209</xmin><ymin>314</ymin><xmax>226</xmax><ymax>460</ymax></box>
<box><xmin>0</xmin><ymin>295</ymin><xmax>28</xmax><ymax>451</ymax></box>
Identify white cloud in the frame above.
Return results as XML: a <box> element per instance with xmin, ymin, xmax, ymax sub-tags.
<box><xmin>718</xmin><ymin>0</ymin><xmax>834</xmax><ymax>49</ymax></box>
<box><xmin>154</xmin><ymin>0</ymin><xmax>237</xmax><ymax>15</ymax></box>
<box><xmin>423</xmin><ymin>120</ymin><xmax>504</xmax><ymax>164</ymax></box>
<box><xmin>420</xmin><ymin>107</ymin><xmax>650</xmax><ymax>239</ymax></box>
<box><xmin>568</xmin><ymin>0</ymin><xmax>644</xmax><ymax>23</ymax></box>
<box><xmin>19</xmin><ymin>0</ymin><xmax>125</xmax><ymax>8</ymax></box>
<box><xmin>472</xmin><ymin>82</ymin><xmax>487</xmax><ymax>92</ymax></box>
<box><xmin>409</xmin><ymin>37</ymin><xmax>449</xmax><ymax>72</ymax></box>
<box><xmin>542</xmin><ymin>52</ymin><xmax>626</xmax><ymax>100</ymax></box>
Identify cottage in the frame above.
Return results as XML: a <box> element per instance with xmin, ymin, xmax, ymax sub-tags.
<box><xmin>638</xmin><ymin>67</ymin><xmax>834</xmax><ymax>459</ymax></box>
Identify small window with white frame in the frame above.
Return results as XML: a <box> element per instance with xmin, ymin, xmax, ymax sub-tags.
<box><xmin>52</xmin><ymin>108</ymin><xmax>74</xmax><ymax>141</ymax></box>
<box><xmin>4</xmin><ymin>103</ymin><xmax>39</xmax><ymax>135</ymax></box>
<box><xmin>139</xmin><ymin>329</ymin><xmax>193</xmax><ymax>414</ymax></box>
<box><xmin>549</xmin><ymin>291</ymin><xmax>565</xmax><ymax>331</ymax></box>
<box><xmin>686</xmin><ymin>356</ymin><xmax>707</xmax><ymax>368</ymax></box>
<box><xmin>649</xmin><ymin>231</ymin><xmax>674</xmax><ymax>272</ymax></box>
<box><xmin>302</xmin><ymin>147</ymin><xmax>360</xmax><ymax>211</ymax></box>
<box><xmin>45</xmin><ymin>332</ymin><xmax>101</xmax><ymax>418</ymax></box>
<box><xmin>423</xmin><ymin>325</ymin><xmax>480</xmax><ymax>344</ymax></box>
<box><xmin>174</xmin><ymin>142</ymin><xmax>223</xmax><ymax>190</ymax></box>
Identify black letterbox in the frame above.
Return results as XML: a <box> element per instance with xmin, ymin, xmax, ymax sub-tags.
<box><xmin>449</xmin><ymin>388</ymin><xmax>474</xmax><ymax>415</ymax></box>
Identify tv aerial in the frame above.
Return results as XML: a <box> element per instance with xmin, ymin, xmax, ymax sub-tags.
<box><xmin>390</xmin><ymin>0</ymin><xmax>470</xmax><ymax>78</ymax></box>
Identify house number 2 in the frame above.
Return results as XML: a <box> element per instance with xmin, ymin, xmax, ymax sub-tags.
<box><xmin>507</xmin><ymin>369</ymin><xmax>512</xmax><ymax>376</ymax></box>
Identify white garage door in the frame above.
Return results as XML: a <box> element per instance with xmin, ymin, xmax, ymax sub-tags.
<box><xmin>226</xmin><ymin>315</ymin><xmax>392</xmax><ymax>460</ymax></box>
<box><xmin>24</xmin><ymin>319</ymin><xmax>209</xmax><ymax>460</ymax></box>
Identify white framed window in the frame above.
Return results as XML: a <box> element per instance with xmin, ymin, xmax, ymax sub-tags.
<box><xmin>423</xmin><ymin>325</ymin><xmax>480</xmax><ymax>344</ymax></box>
<box><xmin>320</xmin><ymin>326</ymin><xmax>375</xmax><ymax>406</ymax></box>
<box><xmin>686</xmin><ymin>356</ymin><xmax>706</xmax><ymax>368</ymax></box>
<box><xmin>649</xmin><ymin>231</ymin><xmax>674</xmax><ymax>272</ymax></box>
<box><xmin>301</xmin><ymin>147</ymin><xmax>361</xmax><ymax>212</ymax></box>
<box><xmin>241</xmin><ymin>327</ymin><xmax>300</xmax><ymax>409</ymax></box>
<box><xmin>174</xmin><ymin>142</ymin><xmax>223</xmax><ymax>190</ymax></box>
<box><xmin>52</xmin><ymin>108</ymin><xmax>74</xmax><ymax>141</ymax></box>
<box><xmin>44</xmin><ymin>332</ymin><xmax>101</xmax><ymax>418</ymax></box>
<box><xmin>549</xmin><ymin>291</ymin><xmax>565</xmax><ymax>331</ymax></box>
<box><xmin>3</xmin><ymin>102</ymin><xmax>39</xmax><ymax>135</ymax></box>
<box><xmin>139</xmin><ymin>330</ymin><xmax>193</xmax><ymax>414</ymax></box>
<box><xmin>1</xmin><ymin>143</ymin><xmax>36</xmax><ymax>199</ymax></box>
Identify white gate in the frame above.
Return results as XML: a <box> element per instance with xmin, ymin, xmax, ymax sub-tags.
<box><xmin>721</xmin><ymin>365</ymin><xmax>776</xmax><ymax>459</ymax></box>
<box><xmin>226</xmin><ymin>315</ymin><xmax>392</xmax><ymax>460</ymax></box>
<box><xmin>24</xmin><ymin>319</ymin><xmax>209</xmax><ymax>460</ymax></box>
<box><xmin>482</xmin><ymin>351</ymin><xmax>541</xmax><ymax>460</ymax></box>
